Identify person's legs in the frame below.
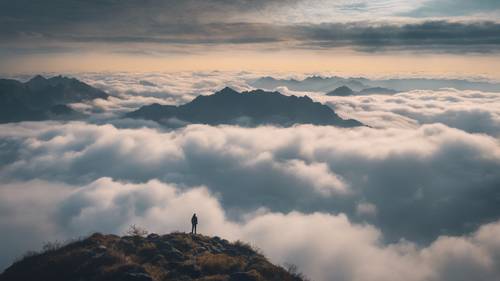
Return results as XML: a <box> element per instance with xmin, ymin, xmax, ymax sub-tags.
<box><xmin>194</xmin><ymin>224</ymin><xmax>197</xmax><ymax>234</ymax></box>
<box><xmin>191</xmin><ymin>224</ymin><xmax>194</xmax><ymax>234</ymax></box>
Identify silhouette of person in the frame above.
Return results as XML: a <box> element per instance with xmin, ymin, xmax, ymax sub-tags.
<box><xmin>191</xmin><ymin>213</ymin><xmax>198</xmax><ymax>234</ymax></box>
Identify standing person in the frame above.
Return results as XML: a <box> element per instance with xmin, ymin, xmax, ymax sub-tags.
<box><xmin>191</xmin><ymin>213</ymin><xmax>198</xmax><ymax>234</ymax></box>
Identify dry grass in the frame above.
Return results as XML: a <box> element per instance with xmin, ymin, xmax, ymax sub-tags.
<box><xmin>233</xmin><ymin>240</ymin><xmax>254</xmax><ymax>252</ymax></box>
<box><xmin>195</xmin><ymin>274</ymin><xmax>230</xmax><ymax>281</ymax></box>
<box><xmin>143</xmin><ymin>263</ymin><xmax>167</xmax><ymax>281</ymax></box>
<box><xmin>170</xmin><ymin>234</ymin><xmax>199</xmax><ymax>252</ymax></box>
<box><xmin>197</xmin><ymin>253</ymin><xmax>247</xmax><ymax>274</ymax></box>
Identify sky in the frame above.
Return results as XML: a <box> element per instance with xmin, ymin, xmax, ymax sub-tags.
<box><xmin>1</xmin><ymin>0</ymin><xmax>500</xmax><ymax>78</ymax></box>
<box><xmin>2</xmin><ymin>1</ymin><xmax>500</xmax><ymax>281</ymax></box>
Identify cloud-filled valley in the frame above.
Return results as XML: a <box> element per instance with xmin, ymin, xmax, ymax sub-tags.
<box><xmin>1</xmin><ymin>71</ymin><xmax>500</xmax><ymax>281</ymax></box>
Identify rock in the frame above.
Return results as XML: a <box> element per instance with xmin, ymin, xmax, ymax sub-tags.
<box><xmin>164</xmin><ymin>247</ymin><xmax>184</xmax><ymax>261</ymax></box>
<box><xmin>147</xmin><ymin>233</ymin><xmax>160</xmax><ymax>240</ymax></box>
<box><xmin>118</xmin><ymin>239</ymin><xmax>136</xmax><ymax>253</ymax></box>
<box><xmin>123</xmin><ymin>272</ymin><xmax>154</xmax><ymax>281</ymax></box>
<box><xmin>229</xmin><ymin>272</ymin><xmax>260</xmax><ymax>281</ymax></box>
<box><xmin>176</xmin><ymin>262</ymin><xmax>202</xmax><ymax>278</ymax></box>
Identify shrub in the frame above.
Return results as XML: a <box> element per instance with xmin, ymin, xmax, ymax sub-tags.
<box><xmin>42</xmin><ymin>241</ymin><xmax>63</xmax><ymax>252</ymax></box>
<box><xmin>233</xmin><ymin>240</ymin><xmax>255</xmax><ymax>254</ymax></box>
<box><xmin>126</xmin><ymin>224</ymin><xmax>149</xmax><ymax>237</ymax></box>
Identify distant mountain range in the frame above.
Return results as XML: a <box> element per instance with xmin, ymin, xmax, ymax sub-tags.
<box><xmin>126</xmin><ymin>87</ymin><xmax>363</xmax><ymax>127</ymax></box>
<box><xmin>327</xmin><ymin>86</ymin><xmax>398</xmax><ymax>96</ymax></box>
<box><xmin>252</xmin><ymin>75</ymin><xmax>500</xmax><ymax>92</ymax></box>
<box><xmin>0</xmin><ymin>75</ymin><xmax>108</xmax><ymax>123</ymax></box>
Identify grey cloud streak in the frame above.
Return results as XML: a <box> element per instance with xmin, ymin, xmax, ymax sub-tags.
<box><xmin>51</xmin><ymin>21</ymin><xmax>500</xmax><ymax>52</ymax></box>
<box><xmin>1</xmin><ymin>0</ymin><xmax>500</xmax><ymax>53</ymax></box>
<box><xmin>297</xmin><ymin>21</ymin><xmax>500</xmax><ymax>52</ymax></box>
<box><xmin>407</xmin><ymin>0</ymin><xmax>500</xmax><ymax>17</ymax></box>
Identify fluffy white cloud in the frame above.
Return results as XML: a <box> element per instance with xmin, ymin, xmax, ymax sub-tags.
<box><xmin>1</xmin><ymin>121</ymin><xmax>499</xmax><ymax>245</ymax></box>
<box><xmin>318</xmin><ymin>89</ymin><xmax>500</xmax><ymax>137</ymax></box>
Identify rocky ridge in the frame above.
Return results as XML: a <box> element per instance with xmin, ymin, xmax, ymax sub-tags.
<box><xmin>0</xmin><ymin>232</ymin><xmax>306</xmax><ymax>281</ymax></box>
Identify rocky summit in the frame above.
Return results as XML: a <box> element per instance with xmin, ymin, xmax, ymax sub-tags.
<box><xmin>0</xmin><ymin>232</ymin><xmax>305</xmax><ymax>281</ymax></box>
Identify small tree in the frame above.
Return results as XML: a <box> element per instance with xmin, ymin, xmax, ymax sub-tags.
<box><xmin>126</xmin><ymin>224</ymin><xmax>149</xmax><ymax>237</ymax></box>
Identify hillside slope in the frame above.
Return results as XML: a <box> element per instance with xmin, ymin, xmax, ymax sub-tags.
<box><xmin>0</xmin><ymin>232</ymin><xmax>305</xmax><ymax>281</ymax></box>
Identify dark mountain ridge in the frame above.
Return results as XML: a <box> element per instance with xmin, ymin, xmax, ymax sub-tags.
<box><xmin>327</xmin><ymin>86</ymin><xmax>398</xmax><ymax>96</ymax></box>
<box><xmin>327</xmin><ymin>86</ymin><xmax>355</xmax><ymax>96</ymax></box>
<box><xmin>126</xmin><ymin>87</ymin><xmax>363</xmax><ymax>127</ymax></box>
<box><xmin>0</xmin><ymin>232</ymin><xmax>305</xmax><ymax>281</ymax></box>
<box><xmin>253</xmin><ymin>76</ymin><xmax>500</xmax><ymax>92</ymax></box>
<box><xmin>0</xmin><ymin>75</ymin><xmax>108</xmax><ymax>123</ymax></box>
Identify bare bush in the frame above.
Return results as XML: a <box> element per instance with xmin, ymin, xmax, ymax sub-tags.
<box><xmin>284</xmin><ymin>263</ymin><xmax>310</xmax><ymax>281</ymax></box>
<box><xmin>126</xmin><ymin>224</ymin><xmax>149</xmax><ymax>237</ymax></box>
<box><xmin>42</xmin><ymin>241</ymin><xmax>63</xmax><ymax>252</ymax></box>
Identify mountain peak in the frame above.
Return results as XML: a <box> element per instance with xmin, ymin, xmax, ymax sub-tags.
<box><xmin>0</xmin><ymin>232</ymin><xmax>305</xmax><ymax>281</ymax></box>
<box><xmin>215</xmin><ymin>86</ymin><xmax>239</xmax><ymax>95</ymax></box>
<box><xmin>327</xmin><ymin>85</ymin><xmax>354</xmax><ymax>96</ymax></box>
<box><xmin>129</xmin><ymin>87</ymin><xmax>363</xmax><ymax>127</ymax></box>
<box><xmin>29</xmin><ymin>74</ymin><xmax>46</xmax><ymax>81</ymax></box>
<box><xmin>126</xmin><ymin>87</ymin><xmax>364</xmax><ymax>127</ymax></box>
<box><xmin>0</xmin><ymin>75</ymin><xmax>109</xmax><ymax>123</ymax></box>
<box><xmin>26</xmin><ymin>75</ymin><xmax>48</xmax><ymax>89</ymax></box>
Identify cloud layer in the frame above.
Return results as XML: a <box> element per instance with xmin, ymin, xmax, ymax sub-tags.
<box><xmin>319</xmin><ymin>88</ymin><xmax>500</xmax><ymax>136</ymax></box>
<box><xmin>1</xmin><ymin>72</ymin><xmax>500</xmax><ymax>279</ymax></box>
<box><xmin>1</xmin><ymin>121</ymin><xmax>499</xmax><ymax>244</ymax></box>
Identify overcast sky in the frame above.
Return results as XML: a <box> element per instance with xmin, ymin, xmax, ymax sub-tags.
<box><xmin>1</xmin><ymin>0</ymin><xmax>500</xmax><ymax>76</ymax></box>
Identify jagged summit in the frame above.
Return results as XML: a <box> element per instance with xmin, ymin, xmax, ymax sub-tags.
<box><xmin>0</xmin><ymin>232</ymin><xmax>305</xmax><ymax>281</ymax></box>
<box><xmin>252</xmin><ymin>75</ymin><xmax>500</xmax><ymax>92</ymax></box>
<box><xmin>215</xmin><ymin>87</ymin><xmax>239</xmax><ymax>95</ymax></box>
<box><xmin>27</xmin><ymin>74</ymin><xmax>47</xmax><ymax>83</ymax></box>
<box><xmin>126</xmin><ymin>87</ymin><xmax>363</xmax><ymax>127</ymax></box>
<box><xmin>327</xmin><ymin>85</ymin><xmax>399</xmax><ymax>96</ymax></box>
<box><xmin>0</xmin><ymin>75</ymin><xmax>108</xmax><ymax>123</ymax></box>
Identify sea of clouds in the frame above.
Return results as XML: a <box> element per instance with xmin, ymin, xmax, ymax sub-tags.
<box><xmin>1</xmin><ymin>71</ymin><xmax>500</xmax><ymax>281</ymax></box>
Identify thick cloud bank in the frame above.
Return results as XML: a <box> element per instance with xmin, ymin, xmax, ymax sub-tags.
<box><xmin>320</xmin><ymin>88</ymin><xmax>500</xmax><ymax>137</ymax></box>
<box><xmin>23</xmin><ymin>72</ymin><xmax>495</xmax><ymax>139</ymax></box>
<box><xmin>1</xmin><ymin>121</ymin><xmax>500</xmax><ymax>274</ymax></box>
